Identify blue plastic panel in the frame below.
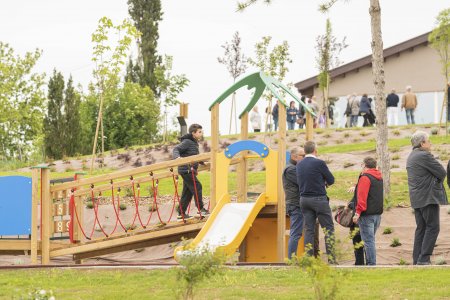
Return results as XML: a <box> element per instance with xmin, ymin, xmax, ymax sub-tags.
<box><xmin>0</xmin><ymin>176</ymin><xmax>32</xmax><ymax>235</ymax></box>
<box><xmin>224</xmin><ymin>140</ymin><xmax>270</xmax><ymax>159</ymax></box>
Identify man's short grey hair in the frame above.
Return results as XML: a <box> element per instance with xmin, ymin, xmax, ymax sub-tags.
<box><xmin>290</xmin><ymin>146</ymin><xmax>304</xmax><ymax>156</ymax></box>
<box><xmin>411</xmin><ymin>131</ymin><xmax>429</xmax><ymax>148</ymax></box>
<box><xmin>304</xmin><ymin>141</ymin><xmax>316</xmax><ymax>154</ymax></box>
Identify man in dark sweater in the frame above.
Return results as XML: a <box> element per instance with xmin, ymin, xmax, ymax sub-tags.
<box><xmin>173</xmin><ymin>124</ymin><xmax>209</xmax><ymax>219</ymax></box>
<box><xmin>282</xmin><ymin>146</ymin><xmax>305</xmax><ymax>259</ymax></box>
<box><xmin>296</xmin><ymin>141</ymin><xmax>336</xmax><ymax>263</ymax></box>
<box><xmin>386</xmin><ymin>89</ymin><xmax>400</xmax><ymax>126</ymax></box>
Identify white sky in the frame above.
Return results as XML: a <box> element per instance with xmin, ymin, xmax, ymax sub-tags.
<box><xmin>1</xmin><ymin>0</ymin><xmax>449</xmax><ymax>135</ymax></box>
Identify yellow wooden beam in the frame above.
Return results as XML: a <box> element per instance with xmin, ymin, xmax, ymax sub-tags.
<box><xmin>276</xmin><ymin>100</ymin><xmax>287</xmax><ymax>262</ymax></box>
<box><xmin>50</xmin><ymin>153</ymin><xmax>211</xmax><ymax>193</ymax></box>
<box><xmin>210</xmin><ymin>104</ymin><xmax>219</xmax><ymax>210</ymax></box>
<box><xmin>237</xmin><ymin>112</ymin><xmax>249</xmax><ymax>203</ymax></box>
<box><xmin>31</xmin><ymin>169</ymin><xmax>39</xmax><ymax>264</ymax></box>
<box><xmin>41</xmin><ymin>169</ymin><xmax>51</xmax><ymax>264</ymax></box>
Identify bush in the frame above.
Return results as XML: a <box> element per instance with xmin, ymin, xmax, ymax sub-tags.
<box><xmin>317</xmin><ymin>140</ymin><xmax>327</xmax><ymax>146</ymax></box>
<box><xmin>343</xmin><ymin>162</ymin><xmax>355</xmax><ymax>168</ymax></box>
<box><xmin>330</xmin><ymin>204</ymin><xmax>337</xmax><ymax>212</ymax></box>
<box><xmin>383</xmin><ymin>227</ymin><xmax>393</xmax><ymax>235</ymax></box>
<box><xmin>390</xmin><ymin>237</ymin><xmax>402</xmax><ymax>247</ymax></box>
<box><xmin>435</xmin><ymin>256</ymin><xmax>447</xmax><ymax>265</ymax></box>
<box><xmin>86</xmin><ymin>201</ymin><xmax>94</xmax><ymax>209</ymax></box>
<box><xmin>392</xmin><ymin>130</ymin><xmax>401</xmax><ymax>136</ymax></box>
<box><xmin>390</xmin><ymin>148</ymin><xmax>400</xmax><ymax>153</ymax></box>
<box><xmin>133</xmin><ymin>158</ymin><xmax>142</xmax><ymax>167</ymax></box>
<box><xmin>289</xmin><ymin>137</ymin><xmax>298</xmax><ymax>143</ymax></box>
<box><xmin>119</xmin><ymin>203</ymin><xmax>127</xmax><ymax>210</ymax></box>
<box><xmin>335</xmin><ymin>139</ymin><xmax>344</xmax><ymax>144</ymax></box>
<box><xmin>391</xmin><ymin>164</ymin><xmax>400</xmax><ymax>169</ymax></box>
<box><xmin>360</xmin><ymin>131</ymin><xmax>369</xmax><ymax>137</ymax></box>
<box><xmin>176</xmin><ymin>244</ymin><xmax>226</xmax><ymax>300</ymax></box>
<box><xmin>399</xmin><ymin>258</ymin><xmax>409</xmax><ymax>265</ymax></box>
<box><xmin>431</xmin><ymin>128</ymin><xmax>439</xmax><ymax>135</ymax></box>
<box><xmin>344</xmin><ymin>133</ymin><xmax>350</xmax><ymax>138</ymax></box>
<box><xmin>323</xmin><ymin>133</ymin><xmax>332</xmax><ymax>138</ymax></box>
<box><xmin>391</xmin><ymin>154</ymin><xmax>400</xmax><ymax>160</ymax></box>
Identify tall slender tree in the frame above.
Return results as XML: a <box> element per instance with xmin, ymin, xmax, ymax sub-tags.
<box><xmin>128</xmin><ymin>0</ymin><xmax>163</xmax><ymax>96</ymax></box>
<box><xmin>428</xmin><ymin>8</ymin><xmax>450</xmax><ymax>132</ymax></box>
<box><xmin>239</xmin><ymin>0</ymin><xmax>391</xmax><ymax>198</ymax></box>
<box><xmin>248</xmin><ymin>36</ymin><xmax>292</xmax><ymax>131</ymax></box>
<box><xmin>44</xmin><ymin>70</ymin><xmax>65</xmax><ymax>159</ymax></box>
<box><xmin>218</xmin><ymin>31</ymin><xmax>248</xmax><ymax>134</ymax></box>
<box><xmin>315</xmin><ymin>18</ymin><xmax>347</xmax><ymax>127</ymax></box>
<box><xmin>63</xmin><ymin>76</ymin><xmax>81</xmax><ymax>156</ymax></box>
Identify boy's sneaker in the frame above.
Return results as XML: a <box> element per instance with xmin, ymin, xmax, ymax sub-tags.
<box><xmin>177</xmin><ymin>213</ymin><xmax>194</xmax><ymax>220</ymax></box>
<box><xmin>196</xmin><ymin>208</ymin><xmax>210</xmax><ymax>217</ymax></box>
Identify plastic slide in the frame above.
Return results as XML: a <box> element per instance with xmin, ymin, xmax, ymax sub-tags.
<box><xmin>174</xmin><ymin>192</ymin><xmax>267</xmax><ymax>259</ymax></box>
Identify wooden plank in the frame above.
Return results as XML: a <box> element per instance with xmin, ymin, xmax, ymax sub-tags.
<box><xmin>73</xmin><ymin>164</ymin><xmax>210</xmax><ymax>197</ymax></box>
<box><xmin>50</xmin><ymin>222</ymin><xmax>205</xmax><ymax>257</ymax></box>
<box><xmin>237</xmin><ymin>112</ymin><xmax>248</xmax><ymax>203</ymax></box>
<box><xmin>277</xmin><ymin>100</ymin><xmax>287</xmax><ymax>262</ymax></box>
<box><xmin>31</xmin><ymin>169</ymin><xmax>39</xmax><ymax>264</ymax></box>
<box><xmin>53</xmin><ymin>203</ymin><xmax>68</xmax><ymax>216</ymax></box>
<box><xmin>53</xmin><ymin>220</ymin><xmax>70</xmax><ymax>233</ymax></box>
<box><xmin>210</xmin><ymin>104</ymin><xmax>219</xmax><ymax>210</ymax></box>
<box><xmin>50</xmin><ymin>153</ymin><xmax>211</xmax><ymax>193</ymax></box>
<box><xmin>73</xmin><ymin>230</ymin><xmax>199</xmax><ymax>260</ymax></box>
<box><xmin>41</xmin><ymin>169</ymin><xmax>51</xmax><ymax>264</ymax></box>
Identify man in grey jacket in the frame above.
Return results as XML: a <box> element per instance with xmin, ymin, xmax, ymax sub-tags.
<box><xmin>406</xmin><ymin>131</ymin><xmax>447</xmax><ymax>265</ymax></box>
<box><xmin>282</xmin><ymin>146</ymin><xmax>305</xmax><ymax>259</ymax></box>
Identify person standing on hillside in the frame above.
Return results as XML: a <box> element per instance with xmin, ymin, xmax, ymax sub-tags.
<box><xmin>386</xmin><ymin>89</ymin><xmax>400</xmax><ymax>126</ymax></box>
<box><xmin>352</xmin><ymin>157</ymin><xmax>384</xmax><ymax>265</ymax></box>
<box><xmin>348</xmin><ymin>93</ymin><xmax>360</xmax><ymax>127</ymax></box>
<box><xmin>282</xmin><ymin>147</ymin><xmax>305</xmax><ymax>259</ymax></box>
<box><xmin>296</xmin><ymin>141</ymin><xmax>336</xmax><ymax>263</ymax></box>
<box><xmin>402</xmin><ymin>86</ymin><xmax>418</xmax><ymax>125</ymax></box>
<box><xmin>250</xmin><ymin>106</ymin><xmax>262</xmax><ymax>133</ymax></box>
<box><xmin>407</xmin><ymin>131</ymin><xmax>447</xmax><ymax>265</ymax></box>
<box><xmin>173</xmin><ymin>123</ymin><xmax>210</xmax><ymax>220</ymax></box>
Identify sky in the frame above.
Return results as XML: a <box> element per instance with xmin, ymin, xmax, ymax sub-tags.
<box><xmin>1</xmin><ymin>0</ymin><xmax>449</xmax><ymax>135</ymax></box>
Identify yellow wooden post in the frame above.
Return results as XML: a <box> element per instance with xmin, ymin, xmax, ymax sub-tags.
<box><xmin>210</xmin><ymin>104</ymin><xmax>219</xmax><ymax>210</ymax></box>
<box><xmin>40</xmin><ymin>168</ymin><xmax>51</xmax><ymax>264</ymax></box>
<box><xmin>74</xmin><ymin>173</ymin><xmax>84</xmax><ymax>264</ymax></box>
<box><xmin>30</xmin><ymin>169</ymin><xmax>39</xmax><ymax>264</ymax></box>
<box><xmin>306</xmin><ymin>111</ymin><xmax>314</xmax><ymax>141</ymax></box>
<box><xmin>277</xmin><ymin>101</ymin><xmax>287</xmax><ymax>262</ymax></box>
<box><xmin>237</xmin><ymin>112</ymin><xmax>249</xmax><ymax>203</ymax></box>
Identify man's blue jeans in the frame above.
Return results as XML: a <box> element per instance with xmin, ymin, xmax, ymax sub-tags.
<box><xmin>274</xmin><ymin>118</ymin><xmax>278</xmax><ymax>131</ymax></box>
<box><xmin>287</xmin><ymin>204</ymin><xmax>303</xmax><ymax>259</ymax></box>
<box><xmin>358</xmin><ymin>214</ymin><xmax>381</xmax><ymax>265</ymax></box>
<box><xmin>405</xmin><ymin>109</ymin><xmax>415</xmax><ymax>124</ymax></box>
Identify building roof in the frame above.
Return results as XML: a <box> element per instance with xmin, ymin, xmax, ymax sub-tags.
<box><xmin>294</xmin><ymin>31</ymin><xmax>430</xmax><ymax>94</ymax></box>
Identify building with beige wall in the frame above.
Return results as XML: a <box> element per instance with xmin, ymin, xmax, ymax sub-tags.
<box><xmin>295</xmin><ymin>32</ymin><xmax>447</xmax><ymax>126</ymax></box>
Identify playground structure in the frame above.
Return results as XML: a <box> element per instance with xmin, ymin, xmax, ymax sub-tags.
<box><xmin>0</xmin><ymin>71</ymin><xmax>315</xmax><ymax>264</ymax></box>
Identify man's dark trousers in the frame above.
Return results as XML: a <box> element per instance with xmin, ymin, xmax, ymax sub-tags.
<box><xmin>413</xmin><ymin>204</ymin><xmax>440</xmax><ymax>264</ymax></box>
<box><xmin>179</xmin><ymin>173</ymin><xmax>204</xmax><ymax>214</ymax></box>
<box><xmin>301</xmin><ymin>195</ymin><xmax>336</xmax><ymax>263</ymax></box>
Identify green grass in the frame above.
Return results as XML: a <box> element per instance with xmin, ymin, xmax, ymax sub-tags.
<box><xmin>0</xmin><ymin>268</ymin><xmax>449</xmax><ymax>299</ymax></box>
<box><xmin>319</xmin><ymin>135</ymin><xmax>448</xmax><ymax>154</ymax></box>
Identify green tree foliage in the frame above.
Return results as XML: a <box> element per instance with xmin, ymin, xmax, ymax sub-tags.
<box><xmin>44</xmin><ymin>70</ymin><xmax>65</xmax><ymax>159</ymax></box>
<box><xmin>124</xmin><ymin>57</ymin><xmax>142</xmax><ymax>84</ymax></box>
<box><xmin>103</xmin><ymin>82</ymin><xmax>160</xmax><ymax>149</ymax></box>
<box><xmin>128</xmin><ymin>0</ymin><xmax>163</xmax><ymax>95</ymax></box>
<box><xmin>79</xmin><ymin>85</ymin><xmax>99</xmax><ymax>155</ymax></box>
<box><xmin>429</xmin><ymin>8</ymin><xmax>450</xmax><ymax>126</ymax></box>
<box><xmin>0</xmin><ymin>42</ymin><xmax>45</xmax><ymax>161</ymax></box>
<box><xmin>63</xmin><ymin>76</ymin><xmax>81</xmax><ymax>156</ymax></box>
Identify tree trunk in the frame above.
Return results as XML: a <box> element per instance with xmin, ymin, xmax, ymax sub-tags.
<box><xmin>369</xmin><ymin>0</ymin><xmax>390</xmax><ymax>197</ymax></box>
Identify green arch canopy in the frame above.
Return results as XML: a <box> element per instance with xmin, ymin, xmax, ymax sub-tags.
<box><xmin>208</xmin><ymin>71</ymin><xmax>315</xmax><ymax>118</ymax></box>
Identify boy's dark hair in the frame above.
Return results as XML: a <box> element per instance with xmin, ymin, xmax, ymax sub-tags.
<box><xmin>189</xmin><ymin>123</ymin><xmax>203</xmax><ymax>134</ymax></box>
<box><xmin>363</xmin><ymin>157</ymin><xmax>377</xmax><ymax>169</ymax></box>
<box><xmin>304</xmin><ymin>141</ymin><xmax>316</xmax><ymax>154</ymax></box>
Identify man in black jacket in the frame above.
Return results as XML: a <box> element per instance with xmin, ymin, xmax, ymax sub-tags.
<box><xmin>282</xmin><ymin>146</ymin><xmax>305</xmax><ymax>259</ymax></box>
<box><xmin>173</xmin><ymin>124</ymin><xmax>209</xmax><ymax>219</ymax></box>
<box><xmin>386</xmin><ymin>89</ymin><xmax>399</xmax><ymax>126</ymax></box>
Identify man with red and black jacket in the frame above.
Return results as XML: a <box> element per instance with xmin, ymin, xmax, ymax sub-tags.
<box><xmin>352</xmin><ymin>157</ymin><xmax>383</xmax><ymax>265</ymax></box>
